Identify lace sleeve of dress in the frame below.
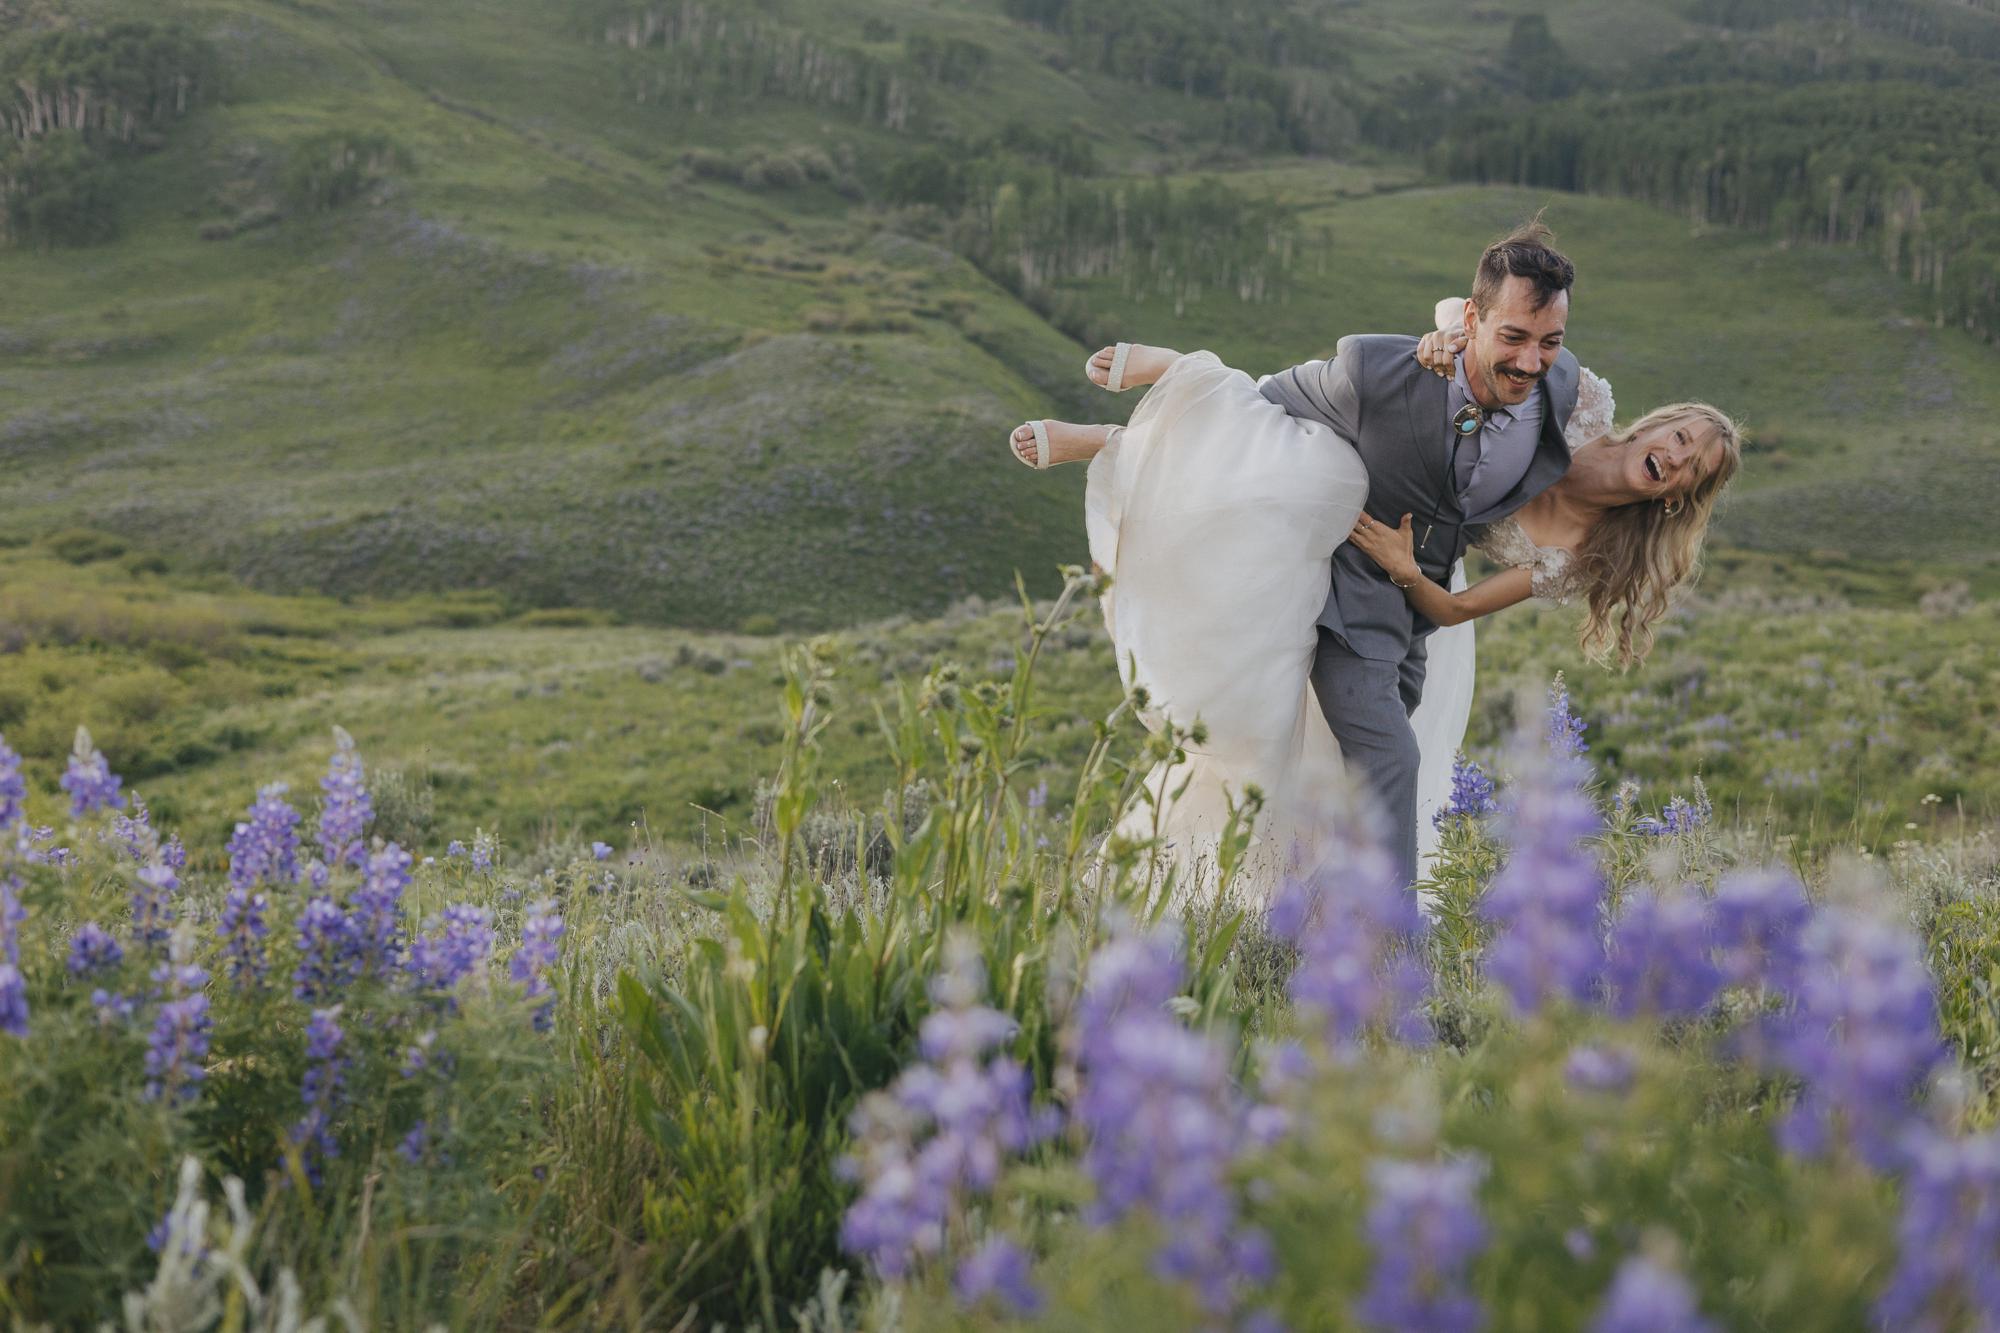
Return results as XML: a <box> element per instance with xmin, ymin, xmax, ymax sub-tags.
<box><xmin>1471</xmin><ymin>521</ymin><xmax>1582</xmax><ymax>606</ymax></box>
<box><xmin>1529</xmin><ymin>548</ymin><xmax>1582</xmax><ymax>605</ymax></box>
<box><xmin>1568</xmin><ymin>367</ymin><xmax>1615</xmax><ymax>447</ymax></box>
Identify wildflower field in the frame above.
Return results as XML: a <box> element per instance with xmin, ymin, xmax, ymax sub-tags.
<box><xmin>1</xmin><ymin>564</ymin><xmax>1997</xmax><ymax>1331</ymax></box>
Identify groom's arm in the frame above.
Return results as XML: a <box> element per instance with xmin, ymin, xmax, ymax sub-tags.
<box><xmin>1255</xmin><ymin>334</ymin><xmax>1366</xmax><ymax>439</ymax></box>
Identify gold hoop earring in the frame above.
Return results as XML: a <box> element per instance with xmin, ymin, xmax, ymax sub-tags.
<box><xmin>1661</xmin><ymin>498</ymin><xmax>1683</xmax><ymax>518</ymax></box>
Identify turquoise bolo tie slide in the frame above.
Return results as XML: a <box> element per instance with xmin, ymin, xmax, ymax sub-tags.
<box><xmin>1452</xmin><ymin>403</ymin><xmax>1486</xmax><ymax>436</ymax></box>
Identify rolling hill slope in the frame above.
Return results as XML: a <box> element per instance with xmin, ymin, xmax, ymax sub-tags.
<box><xmin>0</xmin><ymin>0</ymin><xmax>1994</xmax><ymax>630</ymax></box>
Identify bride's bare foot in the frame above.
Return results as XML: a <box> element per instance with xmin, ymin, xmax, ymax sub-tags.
<box><xmin>1085</xmin><ymin>342</ymin><xmax>1180</xmax><ymax>391</ymax></box>
<box><xmin>1009</xmin><ymin>420</ymin><xmax>1119</xmax><ymax>468</ymax></box>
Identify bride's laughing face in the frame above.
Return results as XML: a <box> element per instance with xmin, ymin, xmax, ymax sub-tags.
<box><xmin>1623</xmin><ymin>413</ymin><xmax>1718</xmax><ymax>502</ymax></box>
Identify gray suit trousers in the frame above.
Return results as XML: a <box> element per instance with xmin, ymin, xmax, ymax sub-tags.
<box><xmin>1309</xmin><ymin>629</ymin><xmax>1427</xmax><ymax>884</ymax></box>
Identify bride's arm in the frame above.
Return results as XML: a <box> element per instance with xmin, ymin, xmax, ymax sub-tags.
<box><xmin>1348</xmin><ymin>513</ymin><xmax>1533</xmax><ymax>626</ymax></box>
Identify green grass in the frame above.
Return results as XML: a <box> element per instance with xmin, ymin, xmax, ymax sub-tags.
<box><xmin>2</xmin><ymin>549</ymin><xmax>1991</xmax><ymax>865</ymax></box>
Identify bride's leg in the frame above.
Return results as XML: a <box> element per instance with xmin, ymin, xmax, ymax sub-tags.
<box><xmin>1085</xmin><ymin>343</ymin><xmax>1181</xmax><ymax>390</ymax></box>
<box><xmin>1009</xmin><ymin>420</ymin><xmax>1121</xmax><ymax>469</ymax></box>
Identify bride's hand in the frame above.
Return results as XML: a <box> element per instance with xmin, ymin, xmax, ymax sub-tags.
<box><xmin>1415</xmin><ymin>296</ymin><xmax>1470</xmax><ymax>377</ymax></box>
<box><xmin>1349</xmin><ymin>512</ymin><xmax>1421</xmax><ymax>586</ymax></box>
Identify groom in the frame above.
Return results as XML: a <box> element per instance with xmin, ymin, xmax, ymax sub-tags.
<box><xmin>1257</xmin><ymin>221</ymin><xmax>1581</xmax><ymax>882</ymax></box>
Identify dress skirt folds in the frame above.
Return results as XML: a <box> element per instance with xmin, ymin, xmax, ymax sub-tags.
<box><xmin>1081</xmin><ymin>351</ymin><xmax>1476</xmax><ymax>905</ymax></box>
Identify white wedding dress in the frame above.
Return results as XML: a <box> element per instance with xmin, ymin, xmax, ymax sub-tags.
<box><xmin>1083</xmin><ymin>345</ymin><xmax>1614</xmax><ymax>903</ymax></box>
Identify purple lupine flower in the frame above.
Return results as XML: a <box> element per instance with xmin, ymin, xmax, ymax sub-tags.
<box><xmin>144</xmin><ymin>993</ymin><xmax>211</xmax><ymax>1103</ymax></box>
<box><xmin>227</xmin><ymin>783</ymin><xmax>301</xmax><ymax>890</ymax></box>
<box><xmin>1271</xmin><ymin>812</ymin><xmax>1430</xmax><ymax>1050</ymax></box>
<box><xmin>160</xmin><ymin>833</ymin><xmax>187</xmax><ymax>871</ymax></box>
<box><xmin>1773</xmin><ymin>907</ymin><xmax>1947</xmax><ymax>1172</ymax></box>
<box><xmin>1875</xmin><ymin>1125</ymin><xmax>2000</xmax><ymax>1332</ymax></box>
<box><xmin>1565</xmin><ymin>1043</ymin><xmax>1637</xmax><ymax>1094</ymax></box>
<box><xmin>107</xmin><ymin>797</ymin><xmax>160</xmax><ymax>862</ymax></box>
<box><xmin>91</xmin><ymin>987</ymin><xmax>135</xmax><ymax>1024</ymax></box>
<box><xmin>60</xmin><ymin>726</ymin><xmax>125</xmax><ymax>816</ymax></box>
<box><xmin>953</xmin><ymin>1236</ymin><xmax>1043</xmax><ymax>1316</ymax></box>
<box><xmin>407</xmin><ymin>904</ymin><xmax>495</xmax><ymax>991</ymax></box>
<box><xmin>288</xmin><ymin>1007</ymin><xmax>348</xmax><ymax>1183</ymax></box>
<box><xmin>468</xmin><ymin>830</ymin><xmax>497</xmax><ymax>874</ymax></box>
<box><xmin>401</xmin><ymin>1028</ymin><xmax>441</xmax><ymax>1078</ymax></box>
<box><xmin>1068</xmin><ymin>917</ymin><xmax>1273</xmax><ymax>1319</ymax></box>
<box><xmin>1600</xmin><ymin>886</ymin><xmax>1720</xmax><ymax>1020</ymax></box>
<box><xmin>293</xmin><ymin>898</ymin><xmax>359</xmax><ymax>1001</ymax></box>
<box><xmin>67</xmin><ymin>922</ymin><xmax>124</xmax><ymax>977</ymax></box>
<box><xmin>1</xmin><ymin>879</ymin><xmax>22</xmax><ymax>965</ymax></box>
<box><xmin>351</xmin><ymin>844</ymin><xmax>413</xmax><ymax>977</ymax></box>
<box><xmin>840</xmin><ymin>932</ymin><xmax>1054</xmax><ymax>1281</ymax></box>
<box><xmin>1546</xmin><ymin>674</ymin><xmax>1589</xmax><ymax>762</ymax></box>
<box><xmin>0</xmin><ymin>964</ymin><xmax>24</xmax><ymax>1037</ymax></box>
<box><xmin>509</xmin><ymin>899</ymin><xmax>564</xmax><ymax>1029</ymax></box>
<box><xmin>1709</xmin><ymin>869</ymin><xmax>1812</xmax><ymax>996</ymax></box>
<box><xmin>217</xmin><ymin>888</ymin><xmax>270</xmax><ymax>988</ymax></box>
<box><xmin>1632</xmin><ymin>784</ymin><xmax>1713</xmax><ymax>837</ymax></box>
<box><xmin>21</xmin><ymin>824</ymin><xmax>69</xmax><ymax>867</ymax></box>
<box><xmin>397</xmin><ymin>1120</ymin><xmax>432</xmax><ymax>1166</ymax></box>
<box><xmin>129</xmin><ymin>862</ymin><xmax>178</xmax><ymax>950</ymax></box>
<box><xmin>1590</xmin><ymin>1256</ymin><xmax>1718</xmax><ymax>1333</ymax></box>
<box><xmin>0</xmin><ymin>735</ymin><xmax>25</xmax><ymax>832</ymax></box>
<box><xmin>446</xmin><ymin>840</ymin><xmax>467</xmax><ymax>859</ymax></box>
<box><xmin>1025</xmin><ymin>779</ymin><xmax>1049</xmax><ymax>813</ymax></box>
<box><xmin>590</xmin><ymin>841</ymin><xmax>613</xmax><ymax>862</ymax></box>
<box><xmin>1435</xmin><ymin>752</ymin><xmax>1499</xmax><ymax>827</ymax></box>
<box><xmin>317</xmin><ymin>727</ymin><xmax>371</xmax><ymax>870</ymax></box>
<box><xmin>1480</xmin><ymin>747</ymin><xmax>1605</xmax><ymax>1017</ymax></box>
<box><xmin>1355</xmin><ymin>1155</ymin><xmax>1490</xmax><ymax>1333</ymax></box>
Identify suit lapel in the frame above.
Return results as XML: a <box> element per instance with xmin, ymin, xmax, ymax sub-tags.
<box><xmin>1398</xmin><ymin>364</ymin><xmax>1456</xmax><ymax>513</ymax></box>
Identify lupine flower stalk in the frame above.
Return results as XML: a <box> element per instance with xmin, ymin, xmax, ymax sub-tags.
<box><xmin>289</xmin><ymin>1007</ymin><xmax>348</xmax><ymax>1183</ymax></box>
<box><xmin>293</xmin><ymin>898</ymin><xmax>358</xmax><ymax>1002</ymax></box>
<box><xmin>408</xmin><ymin>904</ymin><xmax>496</xmax><ymax>992</ymax></box>
<box><xmin>0</xmin><ymin>735</ymin><xmax>24</xmax><ymax>832</ymax></box>
<box><xmin>217</xmin><ymin>887</ymin><xmax>270</xmax><ymax>988</ymax></box>
<box><xmin>317</xmin><ymin>727</ymin><xmax>371</xmax><ymax>870</ymax></box>
<box><xmin>129</xmin><ymin>862</ymin><xmax>179</xmax><ymax>950</ymax></box>
<box><xmin>1480</xmin><ymin>745</ymin><xmax>1605</xmax><ymax>1017</ymax></box>
<box><xmin>839</xmin><ymin>932</ymin><xmax>1053</xmax><ymax>1283</ymax></box>
<box><xmin>67</xmin><ymin>922</ymin><xmax>124</xmax><ymax>977</ymax></box>
<box><xmin>1875</xmin><ymin>1126</ymin><xmax>2000</xmax><ymax>1332</ymax></box>
<box><xmin>60</xmin><ymin>726</ymin><xmax>125</xmax><ymax>816</ymax></box>
<box><xmin>1546</xmin><ymin>673</ymin><xmax>1589</xmax><ymax>763</ymax></box>
<box><xmin>1069</xmin><ymin>917</ymin><xmax>1277</xmax><ymax>1320</ymax></box>
<box><xmin>1355</xmin><ymin>1155</ymin><xmax>1490</xmax><ymax>1333</ymax></box>
<box><xmin>1599</xmin><ymin>885</ymin><xmax>1720</xmax><ymax>1020</ymax></box>
<box><xmin>1435</xmin><ymin>752</ymin><xmax>1499</xmax><ymax>827</ymax></box>
<box><xmin>1773</xmin><ymin>907</ymin><xmax>1946</xmax><ymax>1171</ymax></box>
<box><xmin>1270</xmin><ymin>809</ymin><xmax>1429</xmax><ymax>1050</ymax></box>
<box><xmin>351</xmin><ymin>844</ymin><xmax>413</xmax><ymax>977</ymax></box>
<box><xmin>227</xmin><ymin>783</ymin><xmax>301</xmax><ymax>890</ymax></box>
<box><xmin>144</xmin><ymin>951</ymin><xmax>212</xmax><ymax>1104</ymax></box>
<box><xmin>509</xmin><ymin>900</ymin><xmax>564</xmax><ymax>1029</ymax></box>
<box><xmin>1590</xmin><ymin>1256</ymin><xmax>1719</xmax><ymax>1333</ymax></box>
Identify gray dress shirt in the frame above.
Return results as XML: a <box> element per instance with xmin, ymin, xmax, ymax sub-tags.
<box><xmin>1449</xmin><ymin>353</ymin><xmax>1543</xmax><ymax>516</ymax></box>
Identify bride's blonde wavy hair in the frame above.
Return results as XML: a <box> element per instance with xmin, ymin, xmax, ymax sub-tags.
<box><xmin>1572</xmin><ymin>402</ymin><xmax>1741</xmax><ymax>669</ymax></box>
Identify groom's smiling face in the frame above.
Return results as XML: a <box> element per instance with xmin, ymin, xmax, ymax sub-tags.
<box><xmin>1464</xmin><ymin>276</ymin><xmax>1569</xmax><ymax>410</ymax></box>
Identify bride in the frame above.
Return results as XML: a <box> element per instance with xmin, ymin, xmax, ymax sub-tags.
<box><xmin>1006</xmin><ymin>298</ymin><xmax>1741</xmax><ymax>901</ymax></box>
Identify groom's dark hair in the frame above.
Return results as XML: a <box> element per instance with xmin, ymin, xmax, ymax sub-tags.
<box><xmin>1471</xmin><ymin>214</ymin><xmax>1574</xmax><ymax>314</ymax></box>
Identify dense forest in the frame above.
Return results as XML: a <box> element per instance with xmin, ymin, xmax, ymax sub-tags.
<box><xmin>1429</xmin><ymin>0</ymin><xmax>2000</xmax><ymax>340</ymax></box>
<box><xmin>0</xmin><ymin>20</ymin><xmax>210</xmax><ymax>245</ymax></box>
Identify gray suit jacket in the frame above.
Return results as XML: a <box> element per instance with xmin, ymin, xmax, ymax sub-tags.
<box><xmin>1260</xmin><ymin>334</ymin><xmax>1580</xmax><ymax>663</ymax></box>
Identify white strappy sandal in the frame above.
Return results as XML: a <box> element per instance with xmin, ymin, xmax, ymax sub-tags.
<box><xmin>1085</xmin><ymin>342</ymin><xmax>1133</xmax><ymax>393</ymax></box>
<box><xmin>1010</xmin><ymin>419</ymin><xmax>1053</xmax><ymax>470</ymax></box>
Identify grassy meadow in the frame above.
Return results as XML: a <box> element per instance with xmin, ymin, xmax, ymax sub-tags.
<box><xmin>5</xmin><ymin>0</ymin><xmax>2000</xmax><ymax>1327</ymax></box>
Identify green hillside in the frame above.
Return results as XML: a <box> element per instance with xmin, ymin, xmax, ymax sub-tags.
<box><xmin>1</xmin><ymin>0</ymin><xmax>1995</xmax><ymax>631</ymax></box>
